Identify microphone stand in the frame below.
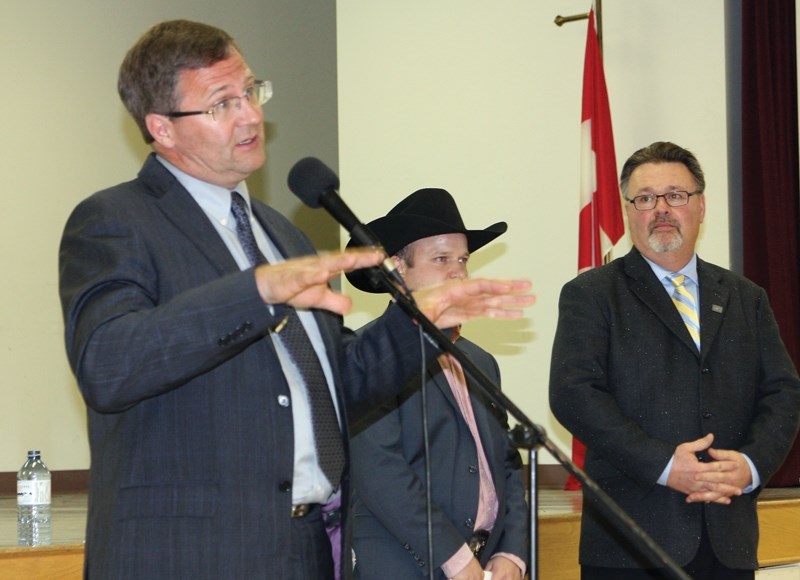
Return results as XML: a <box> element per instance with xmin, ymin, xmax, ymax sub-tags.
<box><xmin>366</xmin><ymin>269</ymin><xmax>691</xmax><ymax>580</ymax></box>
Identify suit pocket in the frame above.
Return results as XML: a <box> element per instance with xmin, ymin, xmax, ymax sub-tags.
<box><xmin>110</xmin><ymin>483</ymin><xmax>220</xmax><ymax>578</ymax></box>
<box><xmin>114</xmin><ymin>481</ymin><xmax>218</xmax><ymax>520</ymax></box>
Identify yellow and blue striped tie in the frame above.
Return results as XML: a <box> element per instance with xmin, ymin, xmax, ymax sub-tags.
<box><xmin>668</xmin><ymin>274</ymin><xmax>700</xmax><ymax>349</ymax></box>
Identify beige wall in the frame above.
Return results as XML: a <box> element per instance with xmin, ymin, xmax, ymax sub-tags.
<box><xmin>337</xmin><ymin>0</ymin><xmax>730</xmax><ymax>462</ymax></box>
<box><xmin>0</xmin><ymin>1</ymin><xmax>730</xmax><ymax>472</ymax></box>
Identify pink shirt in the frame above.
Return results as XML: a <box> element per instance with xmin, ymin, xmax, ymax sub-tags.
<box><xmin>439</xmin><ymin>352</ymin><xmax>499</xmax><ymax>531</ymax></box>
<box><xmin>438</xmin><ymin>349</ymin><xmax>525</xmax><ymax>578</ymax></box>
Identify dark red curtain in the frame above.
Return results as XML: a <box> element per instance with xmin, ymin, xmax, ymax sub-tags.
<box><xmin>741</xmin><ymin>0</ymin><xmax>800</xmax><ymax>486</ymax></box>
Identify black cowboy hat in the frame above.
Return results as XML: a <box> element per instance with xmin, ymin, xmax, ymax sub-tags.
<box><xmin>345</xmin><ymin>188</ymin><xmax>507</xmax><ymax>293</ymax></box>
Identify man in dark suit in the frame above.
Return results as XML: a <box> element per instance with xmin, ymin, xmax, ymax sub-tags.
<box><xmin>58</xmin><ymin>20</ymin><xmax>533</xmax><ymax>580</ymax></box>
<box><xmin>549</xmin><ymin>141</ymin><xmax>800</xmax><ymax>579</ymax></box>
<box><xmin>345</xmin><ymin>189</ymin><xmax>528</xmax><ymax>580</ymax></box>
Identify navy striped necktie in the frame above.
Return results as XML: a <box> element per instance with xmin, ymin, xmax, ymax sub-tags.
<box><xmin>230</xmin><ymin>191</ymin><xmax>345</xmax><ymax>487</ymax></box>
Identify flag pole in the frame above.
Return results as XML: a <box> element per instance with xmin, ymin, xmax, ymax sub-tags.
<box><xmin>554</xmin><ymin>0</ymin><xmax>604</xmax><ymax>54</ymax></box>
<box><xmin>596</xmin><ymin>0</ymin><xmax>604</xmax><ymax>54</ymax></box>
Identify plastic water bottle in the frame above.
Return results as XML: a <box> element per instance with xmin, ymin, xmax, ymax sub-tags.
<box><xmin>17</xmin><ymin>450</ymin><xmax>52</xmax><ymax>546</ymax></box>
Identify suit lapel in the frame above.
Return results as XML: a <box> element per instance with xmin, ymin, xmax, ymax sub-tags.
<box><xmin>139</xmin><ymin>154</ymin><xmax>240</xmax><ymax>277</ymax></box>
<box><xmin>248</xmin><ymin>201</ymin><xmax>338</xmax><ymax>346</ymax></box>
<box><xmin>250</xmin><ymin>203</ymin><xmax>302</xmax><ymax>262</ymax></box>
<box><xmin>248</xmin><ymin>200</ymin><xmax>346</xmax><ymax>388</ymax></box>
<box><xmin>625</xmin><ymin>249</ymin><xmax>700</xmax><ymax>356</ymax></box>
<box><xmin>697</xmin><ymin>259</ymin><xmax>729</xmax><ymax>359</ymax></box>
<box><xmin>466</xmin><ymin>378</ymin><xmax>501</xmax><ymax>468</ymax></box>
<box><xmin>430</xmin><ymin>356</ymin><xmax>460</xmax><ymax>411</ymax></box>
<box><xmin>436</xmin><ymin>341</ymin><xmax>500</xmax><ymax>466</ymax></box>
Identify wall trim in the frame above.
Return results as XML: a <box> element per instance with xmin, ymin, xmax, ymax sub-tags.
<box><xmin>0</xmin><ymin>465</ymin><xmax>569</xmax><ymax>496</ymax></box>
<box><xmin>0</xmin><ymin>470</ymin><xmax>90</xmax><ymax>495</ymax></box>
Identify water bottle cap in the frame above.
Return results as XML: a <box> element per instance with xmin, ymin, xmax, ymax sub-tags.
<box><xmin>27</xmin><ymin>450</ymin><xmax>41</xmax><ymax>457</ymax></box>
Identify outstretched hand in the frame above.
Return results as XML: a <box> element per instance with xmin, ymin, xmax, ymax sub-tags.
<box><xmin>413</xmin><ymin>278</ymin><xmax>535</xmax><ymax>329</ymax></box>
<box><xmin>254</xmin><ymin>250</ymin><xmax>535</xmax><ymax>327</ymax></box>
<box><xmin>254</xmin><ymin>249</ymin><xmax>384</xmax><ymax>314</ymax></box>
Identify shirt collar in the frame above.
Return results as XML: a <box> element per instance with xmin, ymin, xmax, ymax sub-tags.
<box><xmin>642</xmin><ymin>253</ymin><xmax>699</xmax><ymax>287</ymax></box>
<box><xmin>156</xmin><ymin>155</ymin><xmax>249</xmax><ymax>230</ymax></box>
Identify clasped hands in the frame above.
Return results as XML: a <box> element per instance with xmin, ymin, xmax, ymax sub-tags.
<box><xmin>666</xmin><ymin>433</ymin><xmax>753</xmax><ymax>505</ymax></box>
<box><xmin>253</xmin><ymin>248</ymin><xmax>535</xmax><ymax>327</ymax></box>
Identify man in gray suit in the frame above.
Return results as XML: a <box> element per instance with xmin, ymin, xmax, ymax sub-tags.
<box><xmin>58</xmin><ymin>20</ymin><xmax>533</xmax><ymax>580</ymax></box>
<box><xmin>549</xmin><ymin>141</ymin><xmax>800</xmax><ymax>579</ymax></box>
<box><xmin>345</xmin><ymin>189</ymin><xmax>528</xmax><ymax>580</ymax></box>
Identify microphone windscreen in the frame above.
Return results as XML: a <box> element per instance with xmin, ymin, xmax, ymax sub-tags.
<box><xmin>287</xmin><ymin>157</ymin><xmax>340</xmax><ymax>208</ymax></box>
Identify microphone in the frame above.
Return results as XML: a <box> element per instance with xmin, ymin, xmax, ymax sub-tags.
<box><xmin>287</xmin><ymin>157</ymin><xmax>410</xmax><ymax>294</ymax></box>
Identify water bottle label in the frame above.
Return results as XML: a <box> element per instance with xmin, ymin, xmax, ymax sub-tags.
<box><xmin>17</xmin><ymin>480</ymin><xmax>51</xmax><ymax>506</ymax></box>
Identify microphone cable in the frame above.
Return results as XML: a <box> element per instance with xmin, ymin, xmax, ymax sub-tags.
<box><xmin>418</xmin><ymin>323</ymin><xmax>435</xmax><ymax>580</ymax></box>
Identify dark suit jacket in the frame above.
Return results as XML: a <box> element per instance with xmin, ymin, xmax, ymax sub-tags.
<box><xmin>58</xmin><ymin>154</ymin><xmax>439</xmax><ymax>579</ymax></box>
<box><xmin>349</xmin><ymin>332</ymin><xmax>529</xmax><ymax>579</ymax></box>
<box><xmin>549</xmin><ymin>247</ymin><xmax>800</xmax><ymax>570</ymax></box>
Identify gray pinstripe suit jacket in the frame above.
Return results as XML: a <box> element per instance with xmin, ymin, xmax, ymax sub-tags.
<box><xmin>59</xmin><ymin>154</ymin><xmax>436</xmax><ymax>579</ymax></box>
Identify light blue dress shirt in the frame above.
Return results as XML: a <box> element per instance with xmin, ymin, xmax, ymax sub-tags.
<box><xmin>157</xmin><ymin>156</ymin><xmax>340</xmax><ymax>504</ymax></box>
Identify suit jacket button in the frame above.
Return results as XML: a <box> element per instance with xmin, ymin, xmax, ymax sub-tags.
<box><xmin>702</xmin><ymin>411</ymin><xmax>713</xmax><ymax>419</ymax></box>
<box><xmin>468</xmin><ymin>465</ymin><xmax>478</xmax><ymax>474</ymax></box>
<box><xmin>279</xmin><ymin>480</ymin><xmax>292</xmax><ymax>493</ymax></box>
<box><xmin>464</xmin><ymin>517</ymin><xmax>474</xmax><ymax>528</ymax></box>
<box><xmin>277</xmin><ymin>395</ymin><xmax>290</xmax><ymax>407</ymax></box>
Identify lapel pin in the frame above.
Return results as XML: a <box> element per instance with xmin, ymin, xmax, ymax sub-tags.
<box><xmin>712</xmin><ymin>304</ymin><xmax>724</xmax><ymax>313</ymax></box>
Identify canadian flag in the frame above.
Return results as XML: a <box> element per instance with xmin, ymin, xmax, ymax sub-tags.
<box><xmin>566</xmin><ymin>2</ymin><xmax>625</xmax><ymax>491</ymax></box>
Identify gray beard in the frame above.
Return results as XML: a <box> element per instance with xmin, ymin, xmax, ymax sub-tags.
<box><xmin>648</xmin><ymin>230</ymin><xmax>683</xmax><ymax>253</ymax></box>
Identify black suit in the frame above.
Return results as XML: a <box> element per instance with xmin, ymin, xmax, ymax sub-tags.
<box><xmin>549</xmin><ymin>248</ymin><xmax>800</xmax><ymax>570</ymax></box>
<box><xmin>349</xmin><ymin>334</ymin><xmax>528</xmax><ymax>578</ymax></box>
<box><xmin>59</xmin><ymin>154</ymin><xmax>438</xmax><ymax>579</ymax></box>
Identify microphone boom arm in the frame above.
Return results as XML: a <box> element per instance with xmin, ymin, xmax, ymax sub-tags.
<box><xmin>287</xmin><ymin>156</ymin><xmax>688</xmax><ymax>578</ymax></box>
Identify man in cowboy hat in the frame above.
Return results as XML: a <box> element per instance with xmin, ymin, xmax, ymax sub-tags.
<box><xmin>345</xmin><ymin>188</ymin><xmax>529</xmax><ymax>580</ymax></box>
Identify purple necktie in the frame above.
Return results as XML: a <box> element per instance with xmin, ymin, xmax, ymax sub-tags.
<box><xmin>231</xmin><ymin>191</ymin><xmax>345</xmax><ymax>487</ymax></box>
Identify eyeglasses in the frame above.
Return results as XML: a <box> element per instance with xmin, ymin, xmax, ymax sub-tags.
<box><xmin>165</xmin><ymin>80</ymin><xmax>272</xmax><ymax>123</ymax></box>
<box><xmin>626</xmin><ymin>190</ymin><xmax>702</xmax><ymax>211</ymax></box>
